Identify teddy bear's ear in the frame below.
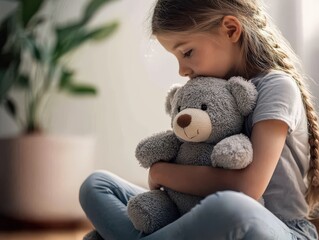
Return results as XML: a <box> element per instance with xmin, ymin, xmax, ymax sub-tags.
<box><xmin>165</xmin><ymin>84</ymin><xmax>182</xmax><ymax>116</ymax></box>
<box><xmin>226</xmin><ymin>76</ymin><xmax>258</xmax><ymax>116</ymax></box>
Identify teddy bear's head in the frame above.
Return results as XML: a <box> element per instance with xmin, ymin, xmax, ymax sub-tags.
<box><xmin>165</xmin><ymin>76</ymin><xmax>257</xmax><ymax>144</ymax></box>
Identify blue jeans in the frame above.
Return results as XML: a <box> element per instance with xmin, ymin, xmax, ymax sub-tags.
<box><xmin>79</xmin><ymin>170</ymin><xmax>318</xmax><ymax>240</ymax></box>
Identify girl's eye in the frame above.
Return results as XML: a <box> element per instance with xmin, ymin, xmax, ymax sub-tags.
<box><xmin>183</xmin><ymin>49</ymin><xmax>193</xmax><ymax>58</ymax></box>
<box><xmin>201</xmin><ymin>104</ymin><xmax>207</xmax><ymax>111</ymax></box>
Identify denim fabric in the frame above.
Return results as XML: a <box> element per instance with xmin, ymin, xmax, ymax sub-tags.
<box><xmin>79</xmin><ymin>171</ymin><xmax>318</xmax><ymax>240</ymax></box>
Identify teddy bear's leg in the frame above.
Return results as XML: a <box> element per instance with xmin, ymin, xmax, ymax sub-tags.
<box><xmin>127</xmin><ymin>189</ymin><xmax>180</xmax><ymax>234</ymax></box>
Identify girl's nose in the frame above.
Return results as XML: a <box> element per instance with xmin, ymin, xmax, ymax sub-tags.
<box><xmin>179</xmin><ymin>63</ymin><xmax>193</xmax><ymax>77</ymax></box>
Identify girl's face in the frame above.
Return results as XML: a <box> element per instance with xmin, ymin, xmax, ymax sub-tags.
<box><xmin>156</xmin><ymin>26</ymin><xmax>243</xmax><ymax>79</ymax></box>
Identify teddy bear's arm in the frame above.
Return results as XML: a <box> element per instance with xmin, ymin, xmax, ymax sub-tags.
<box><xmin>136</xmin><ymin>130</ymin><xmax>182</xmax><ymax>168</ymax></box>
<box><xmin>211</xmin><ymin>133</ymin><xmax>253</xmax><ymax>169</ymax></box>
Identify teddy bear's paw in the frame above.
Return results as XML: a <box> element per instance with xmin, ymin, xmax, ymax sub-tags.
<box><xmin>127</xmin><ymin>190</ymin><xmax>180</xmax><ymax>234</ymax></box>
<box><xmin>211</xmin><ymin>134</ymin><xmax>253</xmax><ymax>169</ymax></box>
<box><xmin>135</xmin><ymin>131</ymin><xmax>181</xmax><ymax>168</ymax></box>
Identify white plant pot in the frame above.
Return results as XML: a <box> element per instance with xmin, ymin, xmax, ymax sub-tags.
<box><xmin>0</xmin><ymin>134</ymin><xmax>95</xmax><ymax>223</ymax></box>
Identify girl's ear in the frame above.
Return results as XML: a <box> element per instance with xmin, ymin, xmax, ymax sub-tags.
<box><xmin>221</xmin><ymin>15</ymin><xmax>242</xmax><ymax>43</ymax></box>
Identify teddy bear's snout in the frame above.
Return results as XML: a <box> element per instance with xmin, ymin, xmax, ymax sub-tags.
<box><xmin>177</xmin><ymin>114</ymin><xmax>192</xmax><ymax>128</ymax></box>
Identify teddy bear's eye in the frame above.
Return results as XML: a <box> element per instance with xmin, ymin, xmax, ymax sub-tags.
<box><xmin>201</xmin><ymin>104</ymin><xmax>208</xmax><ymax>111</ymax></box>
<box><xmin>177</xmin><ymin>106</ymin><xmax>181</xmax><ymax>112</ymax></box>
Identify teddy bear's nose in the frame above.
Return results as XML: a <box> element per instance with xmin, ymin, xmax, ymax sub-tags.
<box><xmin>177</xmin><ymin>114</ymin><xmax>192</xmax><ymax>128</ymax></box>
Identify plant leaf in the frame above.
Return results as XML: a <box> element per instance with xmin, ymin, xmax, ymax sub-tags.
<box><xmin>0</xmin><ymin>70</ymin><xmax>6</xmax><ymax>102</ymax></box>
<box><xmin>59</xmin><ymin>68</ymin><xmax>97</xmax><ymax>95</ymax></box>
<box><xmin>82</xmin><ymin>0</ymin><xmax>115</xmax><ymax>24</ymax></box>
<box><xmin>24</xmin><ymin>35</ymin><xmax>41</xmax><ymax>61</ymax></box>
<box><xmin>0</xmin><ymin>17</ymin><xmax>22</xmax><ymax>68</ymax></box>
<box><xmin>54</xmin><ymin>21</ymin><xmax>118</xmax><ymax>61</ymax></box>
<box><xmin>0</xmin><ymin>63</ymin><xmax>19</xmax><ymax>103</ymax></box>
<box><xmin>53</xmin><ymin>28</ymin><xmax>85</xmax><ymax>61</ymax></box>
<box><xmin>55</xmin><ymin>22</ymin><xmax>83</xmax><ymax>43</ymax></box>
<box><xmin>66</xmin><ymin>84</ymin><xmax>97</xmax><ymax>95</ymax></box>
<box><xmin>0</xmin><ymin>53</ymin><xmax>14</xmax><ymax>69</ymax></box>
<box><xmin>59</xmin><ymin>68</ymin><xmax>74</xmax><ymax>90</ymax></box>
<box><xmin>85</xmin><ymin>21</ymin><xmax>119</xmax><ymax>41</ymax></box>
<box><xmin>4</xmin><ymin>97</ymin><xmax>17</xmax><ymax>118</ymax></box>
<box><xmin>0</xmin><ymin>18</ymin><xmax>9</xmax><ymax>50</ymax></box>
<box><xmin>14</xmin><ymin>74</ymin><xmax>30</xmax><ymax>89</ymax></box>
<box><xmin>20</xmin><ymin>0</ymin><xmax>45</xmax><ymax>27</ymax></box>
<box><xmin>54</xmin><ymin>0</ymin><xmax>115</xmax><ymax>38</ymax></box>
<box><xmin>26</xmin><ymin>98</ymin><xmax>41</xmax><ymax>133</ymax></box>
<box><xmin>27</xmin><ymin>16</ymin><xmax>45</xmax><ymax>29</ymax></box>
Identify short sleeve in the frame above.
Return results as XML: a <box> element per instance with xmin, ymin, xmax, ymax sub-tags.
<box><xmin>252</xmin><ymin>73</ymin><xmax>303</xmax><ymax>134</ymax></box>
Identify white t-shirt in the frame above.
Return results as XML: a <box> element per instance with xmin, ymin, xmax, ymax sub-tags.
<box><xmin>244</xmin><ymin>70</ymin><xmax>310</xmax><ymax>220</ymax></box>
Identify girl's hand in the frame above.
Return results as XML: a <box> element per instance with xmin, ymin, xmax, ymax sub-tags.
<box><xmin>148</xmin><ymin>162</ymin><xmax>163</xmax><ymax>190</ymax></box>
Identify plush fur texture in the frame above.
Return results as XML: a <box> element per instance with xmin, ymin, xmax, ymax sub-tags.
<box><xmin>127</xmin><ymin>76</ymin><xmax>258</xmax><ymax>234</ymax></box>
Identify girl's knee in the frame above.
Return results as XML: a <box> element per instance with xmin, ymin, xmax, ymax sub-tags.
<box><xmin>79</xmin><ymin>170</ymin><xmax>115</xmax><ymax>209</ymax></box>
<box><xmin>199</xmin><ymin>191</ymin><xmax>262</xmax><ymax>222</ymax></box>
<box><xmin>196</xmin><ymin>191</ymin><xmax>275</xmax><ymax>239</ymax></box>
<box><xmin>81</xmin><ymin>170</ymin><xmax>116</xmax><ymax>189</ymax></box>
<box><xmin>202</xmin><ymin>190</ymin><xmax>249</xmax><ymax>209</ymax></box>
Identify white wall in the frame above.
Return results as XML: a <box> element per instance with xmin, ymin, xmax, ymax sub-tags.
<box><xmin>0</xmin><ymin>0</ymin><xmax>318</xmax><ymax>188</ymax></box>
<box><xmin>301</xmin><ymin>1</ymin><xmax>319</xmax><ymax>110</ymax></box>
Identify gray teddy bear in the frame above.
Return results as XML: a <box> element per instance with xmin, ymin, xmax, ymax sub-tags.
<box><xmin>127</xmin><ymin>76</ymin><xmax>258</xmax><ymax>234</ymax></box>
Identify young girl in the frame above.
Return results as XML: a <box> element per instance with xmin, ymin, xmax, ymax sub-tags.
<box><xmin>80</xmin><ymin>0</ymin><xmax>319</xmax><ymax>239</ymax></box>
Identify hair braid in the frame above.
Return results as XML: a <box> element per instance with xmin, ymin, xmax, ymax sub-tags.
<box><xmin>305</xmin><ymin>96</ymin><xmax>319</xmax><ymax>212</ymax></box>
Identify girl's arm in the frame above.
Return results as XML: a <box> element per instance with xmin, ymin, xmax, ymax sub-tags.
<box><xmin>148</xmin><ymin>119</ymin><xmax>288</xmax><ymax>200</ymax></box>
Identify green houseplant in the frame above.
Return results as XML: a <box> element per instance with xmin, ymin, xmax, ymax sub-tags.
<box><xmin>0</xmin><ymin>0</ymin><xmax>119</xmax><ymax>223</ymax></box>
<box><xmin>0</xmin><ymin>0</ymin><xmax>118</xmax><ymax>133</ymax></box>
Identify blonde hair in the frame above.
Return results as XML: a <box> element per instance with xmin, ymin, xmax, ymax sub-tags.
<box><xmin>152</xmin><ymin>0</ymin><xmax>319</xmax><ymax>213</ymax></box>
